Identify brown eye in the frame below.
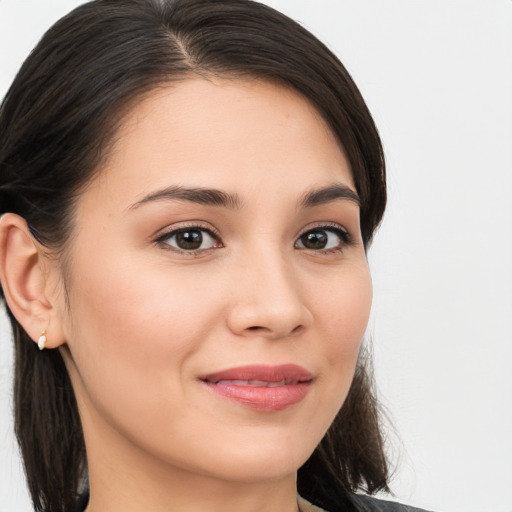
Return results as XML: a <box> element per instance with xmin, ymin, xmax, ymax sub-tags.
<box><xmin>175</xmin><ymin>230</ymin><xmax>203</xmax><ymax>250</ymax></box>
<box><xmin>295</xmin><ymin>227</ymin><xmax>350</xmax><ymax>251</ymax></box>
<box><xmin>158</xmin><ymin>227</ymin><xmax>219</xmax><ymax>252</ymax></box>
<box><xmin>299</xmin><ymin>230</ymin><xmax>328</xmax><ymax>249</ymax></box>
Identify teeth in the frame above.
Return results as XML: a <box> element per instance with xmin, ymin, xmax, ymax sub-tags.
<box><xmin>266</xmin><ymin>380</ymin><xmax>286</xmax><ymax>387</ymax></box>
<box><xmin>214</xmin><ymin>379</ymin><xmax>293</xmax><ymax>387</ymax></box>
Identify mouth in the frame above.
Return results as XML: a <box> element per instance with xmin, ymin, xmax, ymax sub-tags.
<box><xmin>199</xmin><ymin>364</ymin><xmax>313</xmax><ymax>412</ymax></box>
<box><xmin>210</xmin><ymin>378</ymin><xmax>302</xmax><ymax>387</ymax></box>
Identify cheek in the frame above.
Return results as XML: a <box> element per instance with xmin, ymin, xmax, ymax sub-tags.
<box><xmin>314</xmin><ymin>261</ymin><xmax>372</xmax><ymax>346</ymax></box>
<box><xmin>62</xmin><ymin>252</ymin><xmax>222</xmax><ymax>415</ymax></box>
<box><xmin>311</xmin><ymin>262</ymin><xmax>372</xmax><ymax>392</ymax></box>
<box><xmin>69</xmin><ymin>252</ymin><xmax>216</xmax><ymax>348</ymax></box>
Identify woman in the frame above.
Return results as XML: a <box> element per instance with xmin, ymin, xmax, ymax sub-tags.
<box><xmin>0</xmin><ymin>1</ymin><xmax>431</xmax><ymax>511</ymax></box>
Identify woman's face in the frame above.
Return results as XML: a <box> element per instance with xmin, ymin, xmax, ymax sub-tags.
<box><xmin>54</xmin><ymin>78</ymin><xmax>372</xmax><ymax>484</ymax></box>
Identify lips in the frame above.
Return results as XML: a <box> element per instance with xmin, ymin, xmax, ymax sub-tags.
<box><xmin>199</xmin><ymin>364</ymin><xmax>313</xmax><ymax>412</ymax></box>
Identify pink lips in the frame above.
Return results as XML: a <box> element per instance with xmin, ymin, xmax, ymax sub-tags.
<box><xmin>199</xmin><ymin>364</ymin><xmax>313</xmax><ymax>412</ymax></box>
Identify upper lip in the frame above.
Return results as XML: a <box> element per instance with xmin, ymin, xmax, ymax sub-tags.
<box><xmin>199</xmin><ymin>364</ymin><xmax>313</xmax><ymax>385</ymax></box>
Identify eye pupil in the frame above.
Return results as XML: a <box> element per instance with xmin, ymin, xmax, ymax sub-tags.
<box><xmin>176</xmin><ymin>230</ymin><xmax>203</xmax><ymax>250</ymax></box>
<box><xmin>301</xmin><ymin>230</ymin><xmax>328</xmax><ymax>249</ymax></box>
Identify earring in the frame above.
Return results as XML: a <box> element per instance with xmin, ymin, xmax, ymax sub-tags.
<box><xmin>38</xmin><ymin>329</ymin><xmax>47</xmax><ymax>351</ymax></box>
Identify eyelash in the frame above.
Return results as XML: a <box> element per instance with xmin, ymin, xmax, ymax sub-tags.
<box><xmin>155</xmin><ymin>223</ymin><xmax>222</xmax><ymax>255</ymax></box>
<box><xmin>154</xmin><ymin>222</ymin><xmax>353</xmax><ymax>255</ymax></box>
<box><xmin>296</xmin><ymin>223</ymin><xmax>353</xmax><ymax>254</ymax></box>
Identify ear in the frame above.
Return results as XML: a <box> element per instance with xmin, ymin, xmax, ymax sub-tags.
<box><xmin>0</xmin><ymin>213</ymin><xmax>67</xmax><ymax>349</ymax></box>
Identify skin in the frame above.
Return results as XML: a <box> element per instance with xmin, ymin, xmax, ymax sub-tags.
<box><xmin>1</xmin><ymin>78</ymin><xmax>372</xmax><ymax>512</ymax></box>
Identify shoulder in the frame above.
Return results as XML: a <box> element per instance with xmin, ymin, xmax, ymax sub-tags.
<box><xmin>348</xmin><ymin>494</ymin><xmax>435</xmax><ymax>512</ymax></box>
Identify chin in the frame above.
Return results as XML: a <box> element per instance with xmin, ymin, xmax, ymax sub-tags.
<box><xmin>186</xmin><ymin>435</ymin><xmax>316</xmax><ymax>484</ymax></box>
<box><xmin>203</xmin><ymin>456</ymin><xmax>306</xmax><ymax>484</ymax></box>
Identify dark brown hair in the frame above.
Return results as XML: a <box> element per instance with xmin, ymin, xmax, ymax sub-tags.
<box><xmin>0</xmin><ymin>1</ymin><xmax>388</xmax><ymax>511</ymax></box>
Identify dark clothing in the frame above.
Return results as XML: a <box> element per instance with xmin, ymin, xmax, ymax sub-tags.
<box><xmin>349</xmin><ymin>494</ymin><xmax>433</xmax><ymax>512</ymax></box>
<box><xmin>300</xmin><ymin>494</ymin><xmax>433</xmax><ymax>512</ymax></box>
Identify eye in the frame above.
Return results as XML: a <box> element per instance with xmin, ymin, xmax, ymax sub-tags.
<box><xmin>295</xmin><ymin>226</ymin><xmax>351</xmax><ymax>252</ymax></box>
<box><xmin>156</xmin><ymin>226</ymin><xmax>221</xmax><ymax>252</ymax></box>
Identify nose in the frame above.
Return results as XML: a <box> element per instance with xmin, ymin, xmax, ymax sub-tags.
<box><xmin>226</xmin><ymin>251</ymin><xmax>312</xmax><ymax>339</ymax></box>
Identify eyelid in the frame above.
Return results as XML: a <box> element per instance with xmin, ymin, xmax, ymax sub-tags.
<box><xmin>297</xmin><ymin>221</ymin><xmax>352</xmax><ymax>239</ymax></box>
<box><xmin>154</xmin><ymin>222</ymin><xmax>223</xmax><ymax>253</ymax></box>
<box><xmin>295</xmin><ymin>222</ymin><xmax>354</xmax><ymax>251</ymax></box>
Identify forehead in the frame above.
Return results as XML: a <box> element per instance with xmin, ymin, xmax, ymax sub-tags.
<box><xmin>84</xmin><ymin>77</ymin><xmax>354</xmax><ymax>208</ymax></box>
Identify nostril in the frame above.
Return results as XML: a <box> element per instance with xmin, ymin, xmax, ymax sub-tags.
<box><xmin>244</xmin><ymin>324</ymin><xmax>304</xmax><ymax>336</ymax></box>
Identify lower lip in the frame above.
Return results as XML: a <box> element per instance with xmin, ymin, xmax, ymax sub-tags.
<box><xmin>202</xmin><ymin>381</ymin><xmax>311</xmax><ymax>412</ymax></box>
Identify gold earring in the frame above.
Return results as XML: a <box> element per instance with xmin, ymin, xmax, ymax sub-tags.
<box><xmin>38</xmin><ymin>329</ymin><xmax>47</xmax><ymax>351</ymax></box>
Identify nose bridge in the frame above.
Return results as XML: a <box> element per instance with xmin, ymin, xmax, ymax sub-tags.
<box><xmin>227</xmin><ymin>242</ymin><xmax>310</xmax><ymax>338</ymax></box>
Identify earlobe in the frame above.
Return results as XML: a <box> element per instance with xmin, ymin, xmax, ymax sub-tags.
<box><xmin>0</xmin><ymin>213</ymin><xmax>66</xmax><ymax>349</ymax></box>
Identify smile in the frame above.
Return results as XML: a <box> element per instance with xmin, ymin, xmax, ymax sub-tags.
<box><xmin>199</xmin><ymin>364</ymin><xmax>313</xmax><ymax>412</ymax></box>
<box><xmin>213</xmin><ymin>379</ymin><xmax>298</xmax><ymax>387</ymax></box>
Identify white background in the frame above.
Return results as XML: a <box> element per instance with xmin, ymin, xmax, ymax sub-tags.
<box><xmin>1</xmin><ymin>1</ymin><xmax>511</xmax><ymax>511</ymax></box>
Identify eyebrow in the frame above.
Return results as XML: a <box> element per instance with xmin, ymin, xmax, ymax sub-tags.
<box><xmin>299</xmin><ymin>184</ymin><xmax>360</xmax><ymax>208</ymax></box>
<box><xmin>128</xmin><ymin>185</ymin><xmax>243</xmax><ymax>210</ymax></box>
<box><xmin>128</xmin><ymin>182</ymin><xmax>359</xmax><ymax>211</ymax></box>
